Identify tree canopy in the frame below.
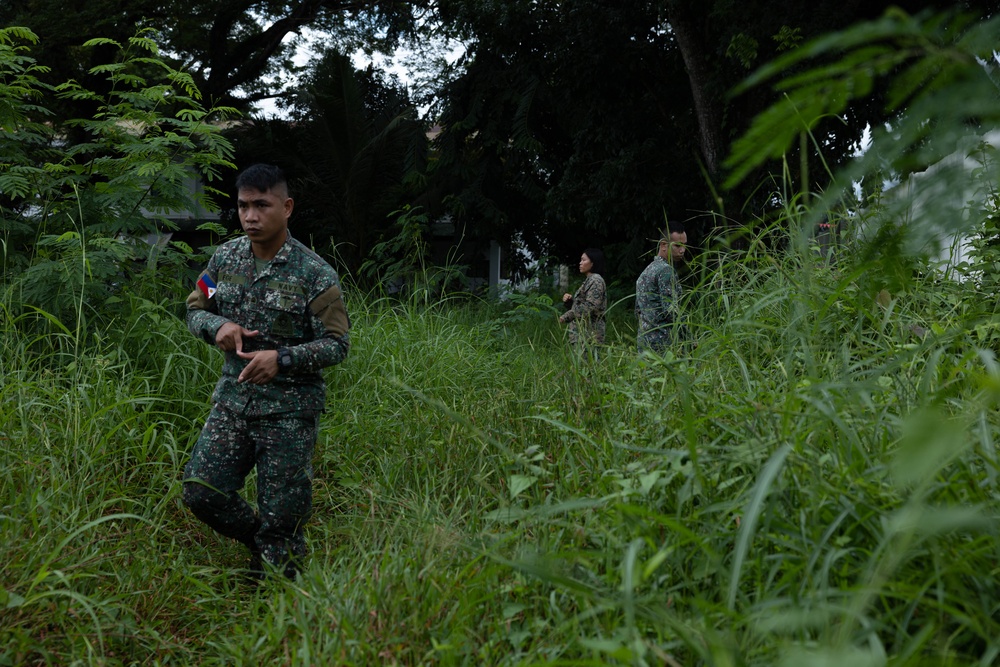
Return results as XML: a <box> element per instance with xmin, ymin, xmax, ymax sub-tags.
<box><xmin>428</xmin><ymin>0</ymin><xmax>1000</xmax><ymax>276</ymax></box>
<box><xmin>223</xmin><ymin>50</ymin><xmax>429</xmax><ymax>275</ymax></box>
<box><xmin>1</xmin><ymin>0</ymin><xmax>431</xmax><ymax>109</ymax></box>
<box><xmin>4</xmin><ymin>0</ymin><xmax>1000</xmax><ymax>283</ymax></box>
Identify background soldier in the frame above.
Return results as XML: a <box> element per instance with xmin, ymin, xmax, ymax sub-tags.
<box><xmin>635</xmin><ymin>226</ymin><xmax>688</xmax><ymax>353</ymax></box>
<box><xmin>182</xmin><ymin>163</ymin><xmax>350</xmax><ymax>580</ymax></box>
<box><xmin>559</xmin><ymin>247</ymin><xmax>608</xmax><ymax>349</ymax></box>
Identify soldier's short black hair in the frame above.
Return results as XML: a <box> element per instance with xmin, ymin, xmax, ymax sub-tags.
<box><xmin>660</xmin><ymin>223</ymin><xmax>687</xmax><ymax>243</ymax></box>
<box><xmin>583</xmin><ymin>247</ymin><xmax>606</xmax><ymax>276</ymax></box>
<box><xmin>235</xmin><ymin>163</ymin><xmax>289</xmax><ymax>197</ymax></box>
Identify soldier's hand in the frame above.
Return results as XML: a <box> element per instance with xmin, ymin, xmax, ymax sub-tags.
<box><xmin>215</xmin><ymin>322</ymin><xmax>260</xmax><ymax>353</ymax></box>
<box><xmin>236</xmin><ymin>349</ymin><xmax>279</xmax><ymax>384</ymax></box>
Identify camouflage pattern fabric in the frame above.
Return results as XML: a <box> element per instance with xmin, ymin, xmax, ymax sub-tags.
<box><xmin>186</xmin><ymin>234</ymin><xmax>350</xmax><ymax>416</ymax></box>
<box><xmin>635</xmin><ymin>256</ymin><xmax>687</xmax><ymax>352</ymax></box>
<box><xmin>559</xmin><ymin>273</ymin><xmax>607</xmax><ymax>345</ymax></box>
<box><xmin>183</xmin><ymin>233</ymin><xmax>350</xmax><ymax>576</ymax></box>
<box><xmin>183</xmin><ymin>407</ymin><xmax>318</xmax><ymax>575</ymax></box>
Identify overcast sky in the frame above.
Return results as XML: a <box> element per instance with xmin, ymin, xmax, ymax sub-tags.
<box><xmin>252</xmin><ymin>28</ymin><xmax>463</xmax><ymax>119</ymax></box>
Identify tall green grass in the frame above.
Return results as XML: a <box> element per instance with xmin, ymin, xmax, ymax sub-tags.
<box><xmin>2</xmin><ymin>218</ymin><xmax>1000</xmax><ymax>665</ymax></box>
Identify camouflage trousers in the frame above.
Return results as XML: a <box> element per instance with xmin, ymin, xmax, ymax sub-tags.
<box><xmin>638</xmin><ymin>329</ymin><xmax>671</xmax><ymax>353</ymax></box>
<box><xmin>182</xmin><ymin>404</ymin><xmax>319</xmax><ymax>576</ymax></box>
<box><xmin>638</xmin><ymin>324</ymin><xmax>686</xmax><ymax>354</ymax></box>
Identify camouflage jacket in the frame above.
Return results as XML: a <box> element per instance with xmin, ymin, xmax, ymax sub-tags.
<box><xmin>186</xmin><ymin>234</ymin><xmax>350</xmax><ymax>416</ymax></box>
<box><xmin>635</xmin><ymin>256</ymin><xmax>686</xmax><ymax>350</ymax></box>
<box><xmin>559</xmin><ymin>273</ymin><xmax>607</xmax><ymax>345</ymax></box>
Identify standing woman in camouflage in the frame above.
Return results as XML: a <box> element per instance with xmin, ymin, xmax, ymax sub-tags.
<box><xmin>182</xmin><ymin>163</ymin><xmax>350</xmax><ymax>581</ymax></box>
<box><xmin>558</xmin><ymin>248</ymin><xmax>608</xmax><ymax>348</ymax></box>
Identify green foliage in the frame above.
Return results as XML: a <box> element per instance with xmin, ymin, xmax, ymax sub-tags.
<box><xmin>728</xmin><ymin>8</ymin><xmax>999</xmax><ymax>182</ymax></box>
<box><xmin>432</xmin><ymin>0</ymin><xmax>918</xmax><ymax>270</ymax></box>
<box><xmin>226</xmin><ymin>49</ymin><xmax>428</xmax><ymax>277</ymax></box>
<box><xmin>359</xmin><ymin>204</ymin><xmax>469</xmax><ymax>299</ymax></box>
<box><xmin>726</xmin><ymin>8</ymin><xmax>1000</xmax><ymax>239</ymax></box>
<box><xmin>723</xmin><ymin>7</ymin><xmax>1000</xmax><ymax>364</ymax></box>
<box><xmin>433</xmin><ymin>0</ymin><xmax>705</xmax><ymax>274</ymax></box>
<box><xmin>4</xmin><ymin>202</ymin><xmax>1000</xmax><ymax>663</ymax></box>
<box><xmin>494</xmin><ymin>290</ymin><xmax>559</xmax><ymax>326</ymax></box>
<box><xmin>360</xmin><ymin>205</ymin><xmax>426</xmax><ymax>279</ymax></box>
<box><xmin>958</xmin><ymin>142</ymin><xmax>1000</xmax><ymax>346</ymax></box>
<box><xmin>4</xmin><ymin>0</ymin><xmax>428</xmax><ymax>109</ymax></box>
<box><xmin>0</xmin><ymin>26</ymin><xmax>236</xmax><ymax>327</ymax></box>
<box><xmin>6</xmin><ymin>6</ymin><xmax>1000</xmax><ymax>666</ymax></box>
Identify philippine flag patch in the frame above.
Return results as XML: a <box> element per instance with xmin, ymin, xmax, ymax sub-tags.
<box><xmin>197</xmin><ymin>273</ymin><xmax>217</xmax><ymax>299</ymax></box>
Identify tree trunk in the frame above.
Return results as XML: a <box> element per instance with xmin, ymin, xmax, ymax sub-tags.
<box><xmin>667</xmin><ymin>4</ymin><xmax>724</xmax><ymax>180</ymax></box>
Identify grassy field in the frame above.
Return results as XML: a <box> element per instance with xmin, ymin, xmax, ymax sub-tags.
<box><xmin>3</xmin><ymin>234</ymin><xmax>1000</xmax><ymax>666</ymax></box>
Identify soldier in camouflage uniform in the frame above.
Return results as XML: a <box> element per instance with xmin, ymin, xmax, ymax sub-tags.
<box><xmin>559</xmin><ymin>248</ymin><xmax>608</xmax><ymax>347</ymax></box>
<box><xmin>636</xmin><ymin>228</ymin><xmax>688</xmax><ymax>353</ymax></box>
<box><xmin>182</xmin><ymin>164</ymin><xmax>350</xmax><ymax>579</ymax></box>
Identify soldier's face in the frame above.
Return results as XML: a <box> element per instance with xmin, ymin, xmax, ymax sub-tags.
<box><xmin>237</xmin><ymin>186</ymin><xmax>293</xmax><ymax>256</ymax></box>
<box><xmin>579</xmin><ymin>253</ymin><xmax>593</xmax><ymax>274</ymax></box>
<box><xmin>659</xmin><ymin>232</ymin><xmax>687</xmax><ymax>262</ymax></box>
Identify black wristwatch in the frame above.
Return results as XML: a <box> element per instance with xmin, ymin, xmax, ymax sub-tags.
<box><xmin>276</xmin><ymin>347</ymin><xmax>293</xmax><ymax>374</ymax></box>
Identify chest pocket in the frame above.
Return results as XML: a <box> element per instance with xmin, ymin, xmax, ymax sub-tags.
<box><xmin>214</xmin><ymin>281</ymin><xmax>245</xmax><ymax>317</ymax></box>
<box><xmin>264</xmin><ymin>289</ymin><xmax>308</xmax><ymax>339</ymax></box>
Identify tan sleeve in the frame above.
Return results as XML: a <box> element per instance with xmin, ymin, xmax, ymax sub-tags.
<box><xmin>310</xmin><ymin>284</ymin><xmax>349</xmax><ymax>337</ymax></box>
<box><xmin>187</xmin><ymin>287</ymin><xmax>211</xmax><ymax>311</ymax></box>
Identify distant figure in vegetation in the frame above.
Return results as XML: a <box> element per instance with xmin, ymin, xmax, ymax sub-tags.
<box><xmin>559</xmin><ymin>247</ymin><xmax>608</xmax><ymax>348</ymax></box>
<box><xmin>181</xmin><ymin>164</ymin><xmax>351</xmax><ymax>581</ymax></box>
<box><xmin>635</xmin><ymin>227</ymin><xmax>689</xmax><ymax>353</ymax></box>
